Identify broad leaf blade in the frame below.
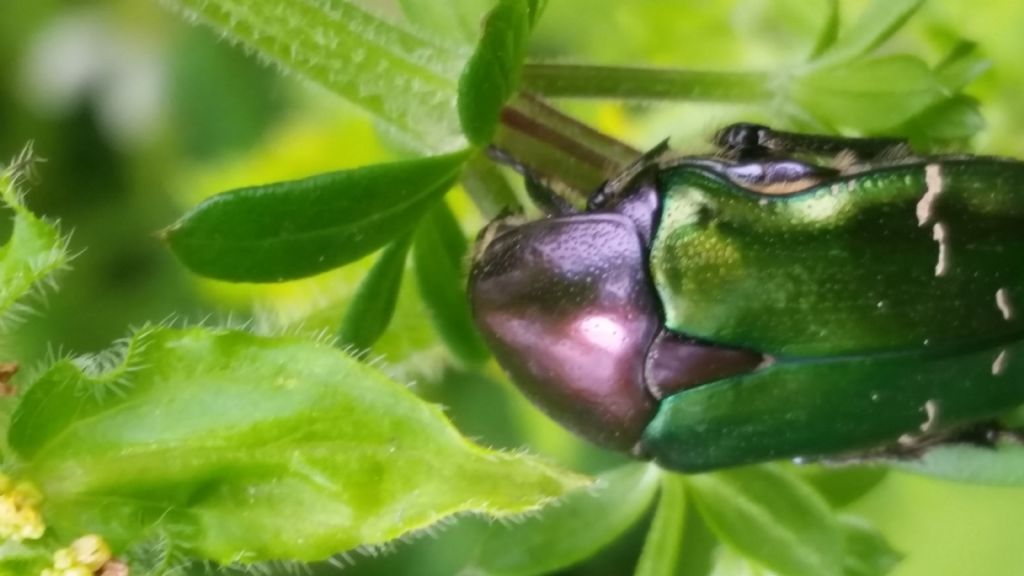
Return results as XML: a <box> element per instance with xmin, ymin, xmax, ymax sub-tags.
<box><xmin>458</xmin><ymin>0</ymin><xmax>532</xmax><ymax>146</ymax></box>
<box><xmin>635</xmin><ymin>473</ymin><xmax>687</xmax><ymax>576</ymax></box>
<box><xmin>888</xmin><ymin>443</ymin><xmax>1024</xmax><ymax>486</ymax></box>
<box><xmin>164</xmin><ymin>151</ymin><xmax>469</xmax><ymax>282</ymax></box>
<box><xmin>815</xmin><ymin>0</ymin><xmax>924</xmax><ymax>65</ymax></box>
<box><xmin>160</xmin><ymin>0</ymin><xmax>465</xmax><ymax>150</ymax></box>
<box><xmin>689</xmin><ymin>465</ymin><xmax>843</xmax><ymax>576</ymax></box>
<box><xmin>413</xmin><ymin>202</ymin><xmax>490</xmax><ymax>365</ymax></box>
<box><xmin>0</xmin><ymin>150</ymin><xmax>69</xmax><ymax>326</ymax></box>
<box><xmin>10</xmin><ymin>327</ymin><xmax>586</xmax><ymax>564</ymax></box>
<box><xmin>840</xmin><ymin>517</ymin><xmax>902</xmax><ymax>576</ymax></box>
<box><xmin>338</xmin><ymin>234</ymin><xmax>414</xmax><ymax>350</ymax></box>
<box><xmin>469</xmin><ymin>463</ymin><xmax>660</xmax><ymax>576</ymax></box>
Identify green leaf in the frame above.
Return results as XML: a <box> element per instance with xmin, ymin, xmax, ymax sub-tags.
<box><xmin>808</xmin><ymin>0</ymin><xmax>840</xmax><ymax>59</ymax></box>
<box><xmin>798</xmin><ymin>465</ymin><xmax>888</xmax><ymax>508</ymax></box>
<box><xmin>896</xmin><ymin>95</ymin><xmax>985</xmax><ymax>148</ymax></box>
<box><xmin>688</xmin><ymin>465</ymin><xmax>843</xmax><ymax>576</ymax></box>
<box><xmin>10</xmin><ymin>326</ymin><xmax>586</xmax><ymax>564</ymax></box>
<box><xmin>0</xmin><ymin>539</ymin><xmax>54</xmax><ymax>576</ymax></box>
<box><xmin>160</xmin><ymin>0</ymin><xmax>466</xmax><ymax>150</ymax></box>
<box><xmin>461</xmin><ymin>153</ymin><xmax>523</xmax><ymax>218</ymax></box>
<box><xmin>398</xmin><ymin>0</ymin><xmax>494</xmax><ymax>43</ymax></box>
<box><xmin>458</xmin><ymin>0</ymin><xmax>532</xmax><ymax>146</ymax></box>
<box><xmin>0</xmin><ymin>149</ymin><xmax>69</xmax><ymax>326</ymax></box>
<box><xmin>164</xmin><ymin>151</ymin><xmax>469</xmax><ymax>282</ymax></box>
<box><xmin>840</xmin><ymin>517</ymin><xmax>902</xmax><ymax>576</ymax></box>
<box><xmin>887</xmin><ymin>443</ymin><xmax>1024</xmax><ymax>486</ymax></box>
<box><xmin>793</xmin><ymin>55</ymin><xmax>947</xmax><ymax>133</ymax></box>
<box><xmin>337</xmin><ymin>234</ymin><xmax>414</xmax><ymax>350</ymax></box>
<box><xmin>468</xmin><ymin>463</ymin><xmax>660</xmax><ymax>576</ymax></box>
<box><xmin>413</xmin><ymin>202</ymin><xmax>490</xmax><ymax>365</ymax></box>
<box><xmin>526</xmin><ymin>0</ymin><xmax>549</xmax><ymax>26</ymax></box>
<box><xmin>635</xmin><ymin>473</ymin><xmax>687</xmax><ymax>576</ymax></box>
<box><xmin>934</xmin><ymin>41</ymin><xmax>991</xmax><ymax>91</ymax></box>
<box><xmin>814</xmin><ymin>0</ymin><xmax>924</xmax><ymax>65</ymax></box>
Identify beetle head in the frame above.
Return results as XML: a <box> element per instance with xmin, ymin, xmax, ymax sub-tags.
<box><xmin>468</xmin><ymin>213</ymin><xmax>660</xmax><ymax>451</ymax></box>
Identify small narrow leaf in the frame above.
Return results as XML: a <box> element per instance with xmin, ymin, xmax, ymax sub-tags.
<box><xmin>635</xmin><ymin>473</ymin><xmax>687</xmax><ymax>576</ymax></box>
<box><xmin>888</xmin><ymin>443</ymin><xmax>1024</xmax><ymax>486</ymax></box>
<box><xmin>10</xmin><ymin>327</ymin><xmax>586</xmax><ymax>564</ymax></box>
<box><xmin>0</xmin><ymin>148</ymin><xmax>68</xmax><ymax>326</ymax></box>
<box><xmin>808</xmin><ymin>0</ymin><xmax>840</xmax><ymax>59</ymax></box>
<box><xmin>458</xmin><ymin>0</ymin><xmax>532</xmax><ymax>146</ymax></box>
<box><xmin>814</xmin><ymin>0</ymin><xmax>924</xmax><ymax>65</ymax></box>
<box><xmin>689</xmin><ymin>465</ymin><xmax>843</xmax><ymax>576</ymax></box>
<box><xmin>840</xmin><ymin>517</ymin><xmax>902</xmax><ymax>576</ymax></box>
<box><xmin>793</xmin><ymin>55</ymin><xmax>946</xmax><ymax>132</ymax></box>
<box><xmin>413</xmin><ymin>202</ymin><xmax>490</xmax><ymax>365</ymax></box>
<box><xmin>160</xmin><ymin>0</ymin><xmax>466</xmax><ymax>150</ymax></box>
<box><xmin>164</xmin><ymin>151</ymin><xmax>469</xmax><ymax>282</ymax></box>
<box><xmin>468</xmin><ymin>463</ymin><xmax>660</xmax><ymax>576</ymax></box>
<box><xmin>337</xmin><ymin>234</ymin><xmax>414</xmax><ymax>350</ymax></box>
<box><xmin>526</xmin><ymin>0</ymin><xmax>549</xmax><ymax>26</ymax></box>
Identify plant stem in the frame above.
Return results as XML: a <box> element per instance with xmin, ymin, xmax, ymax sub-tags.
<box><xmin>521</xmin><ymin>64</ymin><xmax>775</xmax><ymax>102</ymax></box>
<box><xmin>488</xmin><ymin>92</ymin><xmax>642</xmax><ymax>200</ymax></box>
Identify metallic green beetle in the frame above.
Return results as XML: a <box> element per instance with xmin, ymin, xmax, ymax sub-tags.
<box><xmin>468</xmin><ymin>123</ymin><xmax>1024</xmax><ymax>472</ymax></box>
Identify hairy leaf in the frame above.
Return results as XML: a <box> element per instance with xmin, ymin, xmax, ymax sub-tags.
<box><xmin>469</xmin><ymin>463</ymin><xmax>660</xmax><ymax>576</ymax></box>
<box><xmin>458</xmin><ymin>0</ymin><xmax>532</xmax><ymax>145</ymax></box>
<box><xmin>10</xmin><ymin>327</ymin><xmax>586</xmax><ymax>564</ymax></box>
<box><xmin>159</xmin><ymin>0</ymin><xmax>466</xmax><ymax>150</ymax></box>
<box><xmin>164</xmin><ymin>151</ymin><xmax>469</xmax><ymax>282</ymax></box>
<box><xmin>689</xmin><ymin>465</ymin><xmax>842</xmax><ymax>576</ymax></box>
<box><xmin>0</xmin><ymin>150</ymin><xmax>69</xmax><ymax>327</ymax></box>
<box><xmin>398</xmin><ymin>0</ymin><xmax>494</xmax><ymax>43</ymax></box>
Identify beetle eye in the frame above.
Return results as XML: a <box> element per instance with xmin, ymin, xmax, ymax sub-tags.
<box><xmin>469</xmin><ymin>214</ymin><xmax>660</xmax><ymax>450</ymax></box>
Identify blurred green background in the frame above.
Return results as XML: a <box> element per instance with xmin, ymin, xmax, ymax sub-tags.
<box><xmin>3</xmin><ymin>0</ymin><xmax>1024</xmax><ymax>574</ymax></box>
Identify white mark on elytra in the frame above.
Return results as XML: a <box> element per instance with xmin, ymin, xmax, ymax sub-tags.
<box><xmin>997</xmin><ymin>288</ymin><xmax>1015</xmax><ymax>321</ymax></box>
<box><xmin>932</xmin><ymin>222</ymin><xmax>950</xmax><ymax>277</ymax></box>
<box><xmin>916</xmin><ymin>164</ymin><xmax>944</xmax><ymax>226</ymax></box>
<box><xmin>919</xmin><ymin>399</ymin><xmax>939</xmax><ymax>433</ymax></box>
<box><xmin>993</xmin><ymin>349</ymin><xmax>1010</xmax><ymax>376</ymax></box>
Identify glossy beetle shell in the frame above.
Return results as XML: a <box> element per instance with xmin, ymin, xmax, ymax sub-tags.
<box><xmin>469</xmin><ymin>139</ymin><xmax>1024</xmax><ymax>472</ymax></box>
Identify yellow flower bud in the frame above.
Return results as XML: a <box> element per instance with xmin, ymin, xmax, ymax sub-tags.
<box><xmin>70</xmin><ymin>534</ymin><xmax>112</xmax><ymax>571</ymax></box>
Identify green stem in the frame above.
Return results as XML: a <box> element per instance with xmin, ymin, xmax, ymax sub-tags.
<box><xmin>521</xmin><ymin>64</ymin><xmax>775</xmax><ymax>102</ymax></box>
<box><xmin>487</xmin><ymin>92</ymin><xmax>643</xmax><ymax>201</ymax></box>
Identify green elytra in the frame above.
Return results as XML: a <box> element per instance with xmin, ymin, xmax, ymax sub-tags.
<box><xmin>645</xmin><ymin>157</ymin><xmax>1024</xmax><ymax>470</ymax></box>
<box><xmin>471</xmin><ymin>124</ymin><xmax>1024</xmax><ymax>472</ymax></box>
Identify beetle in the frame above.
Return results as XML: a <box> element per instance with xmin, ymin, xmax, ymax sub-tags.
<box><xmin>468</xmin><ymin>123</ymin><xmax>1024</xmax><ymax>472</ymax></box>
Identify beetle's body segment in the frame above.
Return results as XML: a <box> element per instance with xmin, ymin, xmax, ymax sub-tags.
<box><xmin>469</xmin><ymin>124</ymin><xmax>1024</xmax><ymax>472</ymax></box>
<box><xmin>652</xmin><ymin>160</ymin><xmax>1024</xmax><ymax>357</ymax></box>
